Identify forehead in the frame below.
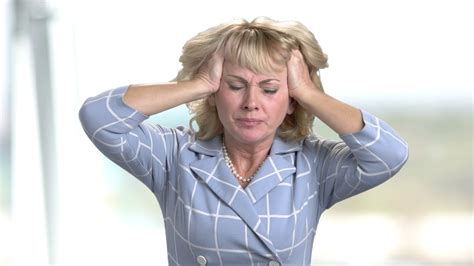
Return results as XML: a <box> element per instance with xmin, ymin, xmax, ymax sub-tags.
<box><xmin>222</xmin><ymin>61</ymin><xmax>287</xmax><ymax>80</ymax></box>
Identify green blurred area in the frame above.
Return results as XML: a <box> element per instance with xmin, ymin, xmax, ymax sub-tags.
<box><xmin>315</xmin><ymin>106</ymin><xmax>473</xmax><ymax>215</ymax></box>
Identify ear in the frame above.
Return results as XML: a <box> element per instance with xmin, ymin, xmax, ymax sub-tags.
<box><xmin>287</xmin><ymin>98</ymin><xmax>296</xmax><ymax>115</ymax></box>
<box><xmin>208</xmin><ymin>94</ymin><xmax>215</xmax><ymax>106</ymax></box>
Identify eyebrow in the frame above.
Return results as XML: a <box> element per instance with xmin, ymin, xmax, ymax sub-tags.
<box><xmin>226</xmin><ymin>75</ymin><xmax>280</xmax><ymax>85</ymax></box>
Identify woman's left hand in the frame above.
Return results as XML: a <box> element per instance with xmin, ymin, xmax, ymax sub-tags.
<box><xmin>287</xmin><ymin>50</ymin><xmax>364</xmax><ymax>135</ymax></box>
<box><xmin>287</xmin><ymin>49</ymin><xmax>317</xmax><ymax>100</ymax></box>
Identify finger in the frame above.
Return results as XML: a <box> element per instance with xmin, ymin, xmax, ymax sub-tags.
<box><xmin>293</xmin><ymin>49</ymin><xmax>307</xmax><ymax>64</ymax></box>
<box><xmin>287</xmin><ymin>49</ymin><xmax>301</xmax><ymax>68</ymax></box>
<box><xmin>216</xmin><ymin>45</ymin><xmax>225</xmax><ymax>58</ymax></box>
<box><xmin>211</xmin><ymin>46</ymin><xmax>225</xmax><ymax>63</ymax></box>
<box><xmin>207</xmin><ymin>50</ymin><xmax>224</xmax><ymax>70</ymax></box>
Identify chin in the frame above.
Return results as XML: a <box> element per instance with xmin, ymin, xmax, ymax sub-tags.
<box><xmin>231</xmin><ymin>130</ymin><xmax>273</xmax><ymax>145</ymax></box>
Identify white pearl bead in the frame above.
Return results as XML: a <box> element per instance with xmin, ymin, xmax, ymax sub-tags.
<box><xmin>222</xmin><ymin>137</ymin><xmax>264</xmax><ymax>184</ymax></box>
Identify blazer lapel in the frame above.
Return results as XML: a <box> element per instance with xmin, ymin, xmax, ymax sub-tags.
<box><xmin>245</xmin><ymin>136</ymin><xmax>301</xmax><ymax>203</ymax></box>
<box><xmin>244</xmin><ymin>154</ymin><xmax>296</xmax><ymax>204</ymax></box>
<box><xmin>188</xmin><ymin>137</ymin><xmax>282</xmax><ymax>260</ymax></box>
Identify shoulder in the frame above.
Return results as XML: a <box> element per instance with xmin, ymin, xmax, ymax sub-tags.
<box><xmin>301</xmin><ymin>134</ymin><xmax>345</xmax><ymax>153</ymax></box>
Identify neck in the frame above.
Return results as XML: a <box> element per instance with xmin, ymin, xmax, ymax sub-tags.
<box><xmin>222</xmin><ymin>135</ymin><xmax>271</xmax><ymax>179</ymax></box>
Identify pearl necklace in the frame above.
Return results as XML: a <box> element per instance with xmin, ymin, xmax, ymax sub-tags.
<box><xmin>222</xmin><ymin>139</ymin><xmax>264</xmax><ymax>184</ymax></box>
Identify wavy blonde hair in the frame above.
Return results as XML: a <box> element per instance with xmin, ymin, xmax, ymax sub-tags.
<box><xmin>175</xmin><ymin>17</ymin><xmax>328</xmax><ymax>142</ymax></box>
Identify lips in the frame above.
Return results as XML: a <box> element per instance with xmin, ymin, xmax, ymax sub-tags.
<box><xmin>236</xmin><ymin>118</ymin><xmax>263</xmax><ymax>127</ymax></box>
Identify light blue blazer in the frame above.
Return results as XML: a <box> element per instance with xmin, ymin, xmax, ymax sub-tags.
<box><xmin>79</xmin><ymin>86</ymin><xmax>409</xmax><ymax>265</ymax></box>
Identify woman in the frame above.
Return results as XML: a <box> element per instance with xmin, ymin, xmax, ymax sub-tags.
<box><xmin>79</xmin><ymin>17</ymin><xmax>408</xmax><ymax>265</ymax></box>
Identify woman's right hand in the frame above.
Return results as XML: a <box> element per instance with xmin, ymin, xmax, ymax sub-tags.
<box><xmin>195</xmin><ymin>49</ymin><xmax>224</xmax><ymax>94</ymax></box>
<box><xmin>123</xmin><ymin>49</ymin><xmax>224</xmax><ymax>116</ymax></box>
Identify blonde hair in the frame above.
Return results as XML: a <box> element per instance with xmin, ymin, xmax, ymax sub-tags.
<box><xmin>175</xmin><ymin>17</ymin><xmax>328</xmax><ymax>142</ymax></box>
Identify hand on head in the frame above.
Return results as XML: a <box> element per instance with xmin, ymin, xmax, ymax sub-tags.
<box><xmin>286</xmin><ymin>49</ymin><xmax>313</xmax><ymax>99</ymax></box>
<box><xmin>196</xmin><ymin>49</ymin><xmax>225</xmax><ymax>94</ymax></box>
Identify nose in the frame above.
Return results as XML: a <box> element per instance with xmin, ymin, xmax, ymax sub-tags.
<box><xmin>242</xmin><ymin>87</ymin><xmax>259</xmax><ymax>111</ymax></box>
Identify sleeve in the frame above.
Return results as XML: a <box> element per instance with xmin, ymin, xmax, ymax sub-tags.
<box><xmin>78</xmin><ymin>86</ymin><xmax>181</xmax><ymax>193</ymax></box>
<box><xmin>317</xmin><ymin>109</ymin><xmax>409</xmax><ymax>209</ymax></box>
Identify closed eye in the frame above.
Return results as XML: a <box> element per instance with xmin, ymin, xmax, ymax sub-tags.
<box><xmin>229</xmin><ymin>84</ymin><xmax>245</xmax><ymax>90</ymax></box>
<box><xmin>263</xmin><ymin>88</ymin><xmax>278</xmax><ymax>94</ymax></box>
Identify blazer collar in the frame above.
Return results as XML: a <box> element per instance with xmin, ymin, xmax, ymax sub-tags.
<box><xmin>269</xmin><ymin>135</ymin><xmax>303</xmax><ymax>155</ymax></box>
<box><xmin>188</xmin><ymin>135</ymin><xmax>301</xmax><ymax>204</ymax></box>
<box><xmin>188</xmin><ymin>135</ymin><xmax>222</xmax><ymax>156</ymax></box>
<box><xmin>188</xmin><ymin>134</ymin><xmax>302</xmax><ymax>157</ymax></box>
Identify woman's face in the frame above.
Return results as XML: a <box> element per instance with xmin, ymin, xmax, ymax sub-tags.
<box><xmin>211</xmin><ymin>61</ymin><xmax>295</xmax><ymax>146</ymax></box>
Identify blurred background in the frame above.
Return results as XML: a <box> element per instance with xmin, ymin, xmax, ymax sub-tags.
<box><xmin>0</xmin><ymin>0</ymin><xmax>472</xmax><ymax>265</ymax></box>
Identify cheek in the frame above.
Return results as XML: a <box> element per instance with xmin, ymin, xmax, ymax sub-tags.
<box><xmin>266</xmin><ymin>98</ymin><xmax>290</xmax><ymax>120</ymax></box>
<box><xmin>279</xmin><ymin>97</ymin><xmax>294</xmax><ymax>118</ymax></box>
<box><xmin>214</xmin><ymin>92</ymin><xmax>236</xmax><ymax>120</ymax></box>
<box><xmin>214</xmin><ymin>92</ymin><xmax>230</xmax><ymax>109</ymax></box>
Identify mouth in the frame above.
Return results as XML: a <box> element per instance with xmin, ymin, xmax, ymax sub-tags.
<box><xmin>236</xmin><ymin>118</ymin><xmax>263</xmax><ymax>127</ymax></box>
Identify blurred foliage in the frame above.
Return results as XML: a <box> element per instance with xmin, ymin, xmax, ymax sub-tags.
<box><xmin>314</xmin><ymin>106</ymin><xmax>473</xmax><ymax>214</ymax></box>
